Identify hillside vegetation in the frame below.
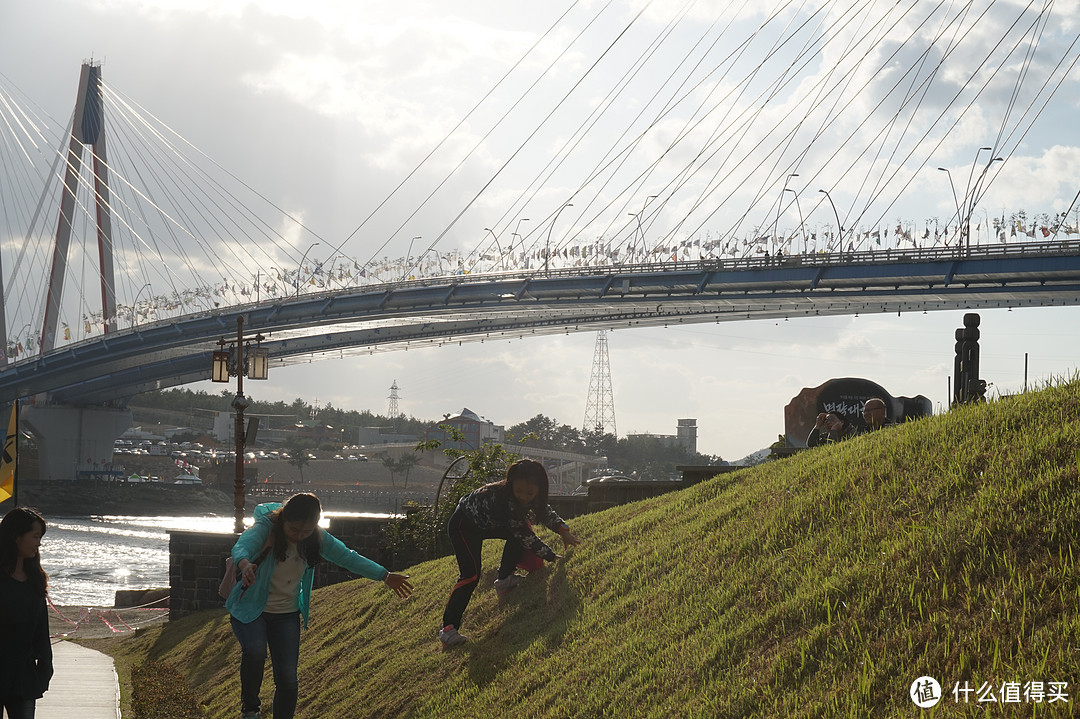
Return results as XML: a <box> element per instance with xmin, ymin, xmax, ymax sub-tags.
<box><xmin>95</xmin><ymin>380</ymin><xmax>1080</xmax><ymax>717</ymax></box>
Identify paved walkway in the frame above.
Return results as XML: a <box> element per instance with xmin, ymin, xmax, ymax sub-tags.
<box><xmin>37</xmin><ymin>641</ymin><xmax>121</xmax><ymax>718</ymax></box>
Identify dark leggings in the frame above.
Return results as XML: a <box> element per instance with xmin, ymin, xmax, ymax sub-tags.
<box><xmin>2</xmin><ymin>696</ymin><xmax>35</xmax><ymax>719</ymax></box>
<box><xmin>441</xmin><ymin>509</ymin><xmax>524</xmax><ymax>630</ymax></box>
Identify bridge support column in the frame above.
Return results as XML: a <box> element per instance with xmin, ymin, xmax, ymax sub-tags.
<box><xmin>22</xmin><ymin>404</ymin><xmax>132</xmax><ymax>481</ymax></box>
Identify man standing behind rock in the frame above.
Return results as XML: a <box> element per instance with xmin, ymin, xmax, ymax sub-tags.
<box><xmin>860</xmin><ymin>397</ymin><xmax>894</xmax><ymax>433</ymax></box>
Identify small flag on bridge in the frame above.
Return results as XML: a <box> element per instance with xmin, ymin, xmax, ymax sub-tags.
<box><xmin>0</xmin><ymin>402</ymin><xmax>17</xmax><ymax>503</ymax></box>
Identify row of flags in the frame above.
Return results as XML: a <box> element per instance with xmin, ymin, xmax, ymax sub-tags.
<box><xmin>6</xmin><ymin>220</ymin><xmax>1078</xmax><ymax>357</ymax></box>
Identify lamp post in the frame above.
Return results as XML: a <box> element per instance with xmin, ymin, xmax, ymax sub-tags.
<box><xmin>937</xmin><ymin>167</ymin><xmax>961</xmax><ymax>246</ymax></box>
<box><xmin>784</xmin><ymin>188</ymin><xmax>804</xmax><ymax>253</ymax></box>
<box><xmin>959</xmin><ymin>147</ymin><xmax>992</xmax><ymax>253</ymax></box>
<box><xmin>400</xmin><ymin>236</ymin><xmax>422</xmax><ymax>280</ymax></box>
<box><xmin>132</xmin><ymin>283</ymin><xmax>152</xmax><ymax>328</ymax></box>
<box><xmin>511</xmin><ymin>218</ymin><xmax>530</xmax><ymax>269</ymax></box>
<box><xmin>211</xmin><ymin>315</ymin><xmax>270</xmax><ymax>534</ymax></box>
<box><xmin>627</xmin><ymin>212</ymin><xmax>642</xmax><ymax>261</ymax></box>
<box><xmin>544</xmin><ymin>207</ymin><xmax>571</xmax><ymax>274</ymax></box>
<box><xmin>818</xmin><ymin>189</ymin><xmax>843</xmax><ymax>252</ymax></box>
<box><xmin>774</xmin><ymin>174</ymin><xmax>798</xmax><ymax>250</ymax></box>
<box><xmin>484</xmin><ymin>228</ymin><xmax>503</xmax><ymax>270</ymax></box>
<box><xmin>296</xmin><ymin>242</ymin><xmax>320</xmax><ymax>298</ymax></box>
<box><xmin>966</xmin><ymin>154</ymin><xmax>1003</xmax><ymax>251</ymax></box>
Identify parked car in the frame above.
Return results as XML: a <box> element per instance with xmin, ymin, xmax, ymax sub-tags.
<box><xmin>571</xmin><ymin>474</ymin><xmax>633</xmax><ymax>496</ymax></box>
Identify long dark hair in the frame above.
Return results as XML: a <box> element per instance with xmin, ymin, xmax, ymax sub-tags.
<box><xmin>0</xmin><ymin>506</ymin><xmax>49</xmax><ymax>597</ymax></box>
<box><xmin>269</xmin><ymin>493</ymin><xmax>322</xmax><ymax>567</ymax></box>
<box><xmin>494</xmin><ymin>458</ymin><xmax>551</xmax><ymax>519</ymax></box>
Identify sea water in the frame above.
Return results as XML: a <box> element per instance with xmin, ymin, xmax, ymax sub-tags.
<box><xmin>39</xmin><ymin>513</ymin><xmax>386</xmax><ymax>606</ymax></box>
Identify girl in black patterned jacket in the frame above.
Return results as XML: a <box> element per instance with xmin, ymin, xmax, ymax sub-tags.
<box><xmin>438</xmin><ymin>458</ymin><xmax>581</xmax><ymax>647</ymax></box>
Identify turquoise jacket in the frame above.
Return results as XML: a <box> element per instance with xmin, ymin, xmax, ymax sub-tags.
<box><xmin>225</xmin><ymin>502</ymin><xmax>388</xmax><ymax>628</ymax></box>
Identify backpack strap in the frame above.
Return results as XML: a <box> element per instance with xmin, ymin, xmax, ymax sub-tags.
<box><xmin>253</xmin><ymin>536</ymin><xmax>273</xmax><ymax>564</ymax></box>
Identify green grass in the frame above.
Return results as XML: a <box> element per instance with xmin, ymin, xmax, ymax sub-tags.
<box><xmin>91</xmin><ymin>379</ymin><xmax>1080</xmax><ymax>717</ymax></box>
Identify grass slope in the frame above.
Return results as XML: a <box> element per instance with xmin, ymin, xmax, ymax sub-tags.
<box><xmin>96</xmin><ymin>381</ymin><xmax>1080</xmax><ymax>717</ymax></box>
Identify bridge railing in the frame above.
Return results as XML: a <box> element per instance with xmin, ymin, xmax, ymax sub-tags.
<box><xmin>17</xmin><ymin>236</ymin><xmax>1080</xmax><ymax>364</ymax></box>
<box><xmin>341</xmin><ymin>236</ymin><xmax>1080</xmax><ymax>290</ymax></box>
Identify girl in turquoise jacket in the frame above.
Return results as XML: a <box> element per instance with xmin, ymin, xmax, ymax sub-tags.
<box><xmin>226</xmin><ymin>493</ymin><xmax>412</xmax><ymax>719</ymax></box>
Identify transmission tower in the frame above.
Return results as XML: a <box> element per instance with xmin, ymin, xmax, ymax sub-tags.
<box><xmin>387</xmin><ymin>380</ymin><xmax>401</xmax><ymax>418</ymax></box>
<box><xmin>582</xmin><ymin>331</ymin><xmax>616</xmax><ymax>435</ymax></box>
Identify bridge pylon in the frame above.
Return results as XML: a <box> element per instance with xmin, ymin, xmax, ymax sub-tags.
<box><xmin>18</xmin><ymin>63</ymin><xmax>129</xmax><ymax>482</ymax></box>
<box><xmin>41</xmin><ymin>61</ymin><xmax>117</xmax><ymax>354</ymax></box>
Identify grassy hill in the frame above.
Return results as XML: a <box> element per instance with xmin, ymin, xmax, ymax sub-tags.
<box><xmin>91</xmin><ymin>379</ymin><xmax>1080</xmax><ymax>717</ymax></box>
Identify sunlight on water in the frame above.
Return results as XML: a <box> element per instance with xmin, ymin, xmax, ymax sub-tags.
<box><xmin>39</xmin><ymin>512</ymin><xmax>388</xmax><ymax>607</ymax></box>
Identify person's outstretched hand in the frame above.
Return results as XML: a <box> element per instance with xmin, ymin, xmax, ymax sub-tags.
<box><xmin>558</xmin><ymin>527</ymin><xmax>582</xmax><ymax>548</ymax></box>
<box><xmin>384</xmin><ymin>572</ymin><xmax>414</xmax><ymax>599</ymax></box>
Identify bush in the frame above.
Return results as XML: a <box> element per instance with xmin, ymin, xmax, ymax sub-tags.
<box><xmin>131</xmin><ymin>661</ymin><xmax>206</xmax><ymax>719</ymax></box>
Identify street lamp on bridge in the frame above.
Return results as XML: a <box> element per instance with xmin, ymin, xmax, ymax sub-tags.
<box><xmin>818</xmin><ymin>189</ymin><xmax>844</xmax><ymax>251</ymax></box>
<box><xmin>774</xmin><ymin>174</ymin><xmax>798</xmax><ymax>250</ymax></box>
<box><xmin>966</xmin><ymin>151</ymin><xmax>1003</xmax><ymax>252</ymax></box>
<box><xmin>937</xmin><ymin>167</ymin><xmax>962</xmax><ymax>246</ymax></box>
<box><xmin>211</xmin><ymin>315</ymin><xmax>269</xmax><ymax>534</ymax></box>
<box><xmin>296</xmin><ymin>242</ymin><xmax>320</xmax><ymax>298</ymax></box>
<box><xmin>483</xmin><ymin>228</ymin><xmax>503</xmax><ymax>270</ymax></box>
<box><xmin>784</xmin><ymin>188</ymin><xmax>804</xmax><ymax>253</ymax></box>
<box><xmin>132</xmin><ymin>283</ymin><xmax>152</xmax><ymax>328</ymax></box>
<box><xmin>939</xmin><ymin>148</ymin><xmax>1002</xmax><ymax>253</ymax></box>
<box><xmin>512</xmin><ymin>218</ymin><xmax>530</xmax><ymax>269</ymax></box>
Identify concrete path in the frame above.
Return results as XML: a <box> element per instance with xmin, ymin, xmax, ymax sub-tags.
<box><xmin>36</xmin><ymin>641</ymin><xmax>121</xmax><ymax>718</ymax></box>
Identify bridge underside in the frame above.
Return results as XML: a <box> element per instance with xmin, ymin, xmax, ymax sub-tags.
<box><xmin>3</xmin><ymin>246</ymin><xmax>1079</xmax><ymax>406</ymax></box>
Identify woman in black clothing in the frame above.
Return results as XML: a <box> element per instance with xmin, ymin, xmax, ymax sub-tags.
<box><xmin>0</xmin><ymin>507</ymin><xmax>53</xmax><ymax>719</ymax></box>
<box><xmin>438</xmin><ymin>458</ymin><xmax>581</xmax><ymax>647</ymax></box>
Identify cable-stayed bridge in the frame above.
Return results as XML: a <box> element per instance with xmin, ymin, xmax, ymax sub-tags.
<box><xmin>4</xmin><ymin>241</ymin><xmax>1080</xmax><ymax>406</ymax></box>
<box><xmin>3</xmin><ymin>47</ymin><xmax>1080</xmax><ymax>481</ymax></box>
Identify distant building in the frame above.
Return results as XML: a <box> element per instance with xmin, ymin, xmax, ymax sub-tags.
<box><xmin>627</xmin><ymin>418</ymin><xmax>697</xmax><ymax>454</ymax></box>
<box><xmin>424</xmin><ymin>408</ymin><xmax>505</xmax><ymax>451</ymax></box>
<box><xmin>121</xmin><ymin>426</ymin><xmax>166</xmax><ymax>442</ymax></box>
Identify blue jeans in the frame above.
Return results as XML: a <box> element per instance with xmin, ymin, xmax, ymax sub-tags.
<box><xmin>230</xmin><ymin>611</ymin><xmax>301</xmax><ymax>719</ymax></box>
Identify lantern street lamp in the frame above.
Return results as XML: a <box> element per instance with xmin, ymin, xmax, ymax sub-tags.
<box><xmin>211</xmin><ymin>315</ymin><xmax>269</xmax><ymax>533</ymax></box>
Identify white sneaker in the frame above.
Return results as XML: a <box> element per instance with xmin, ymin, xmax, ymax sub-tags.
<box><xmin>493</xmin><ymin>573</ymin><xmax>524</xmax><ymax>596</ymax></box>
<box><xmin>438</xmin><ymin>625</ymin><xmax>468</xmax><ymax>647</ymax></box>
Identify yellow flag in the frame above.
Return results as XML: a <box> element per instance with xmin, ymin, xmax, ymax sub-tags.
<box><xmin>0</xmin><ymin>402</ymin><xmax>16</xmax><ymax>503</ymax></box>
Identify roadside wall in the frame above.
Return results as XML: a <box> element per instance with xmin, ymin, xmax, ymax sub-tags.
<box><xmin>169</xmin><ymin>515</ymin><xmax>413</xmax><ymax>619</ymax></box>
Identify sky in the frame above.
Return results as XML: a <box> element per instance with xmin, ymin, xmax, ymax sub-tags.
<box><xmin>3</xmin><ymin>0</ymin><xmax>1080</xmax><ymax>462</ymax></box>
